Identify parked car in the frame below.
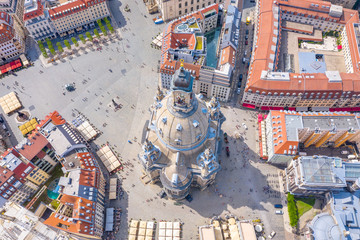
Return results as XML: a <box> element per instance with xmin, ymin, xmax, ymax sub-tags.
<box><xmin>242</xmin><ymin>123</ymin><xmax>248</xmax><ymax>130</ymax></box>
<box><xmin>0</xmin><ymin>116</ymin><xmax>4</xmax><ymax>123</ymax></box>
<box><xmin>275</xmin><ymin>210</ymin><xmax>283</xmax><ymax>215</ymax></box>
<box><xmin>238</xmin><ymin>81</ymin><xmax>241</xmax><ymax>88</ymax></box>
<box><xmin>268</xmin><ymin>231</ymin><xmax>276</xmax><ymax>239</ymax></box>
<box><xmin>2</xmin><ymin>124</ymin><xmax>7</xmax><ymax>131</ymax></box>
<box><xmin>224</xmin><ymin>132</ymin><xmax>229</xmax><ymax>143</ymax></box>
<box><xmin>237</xmin><ymin>88</ymin><xmax>241</xmax><ymax>95</ymax></box>
<box><xmin>239</xmin><ymin>74</ymin><xmax>243</xmax><ymax>80</ymax></box>
<box><xmin>274</xmin><ymin>204</ymin><xmax>283</xmax><ymax>209</ymax></box>
<box><xmin>226</xmin><ymin>147</ymin><xmax>230</xmax><ymax>157</ymax></box>
<box><xmin>245</xmin><ymin>35</ymin><xmax>248</xmax><ymax>40</ymax></box>
<box><xmin>245</xmin><ymin>40</ymin><xmax>248</xmax><ymax>45</ymax></box>
<box><xmin>246</xmin><ymin>29</ymin><xmax>249</xmax><ymax>35</ymax></box>
<box><xmin>242</xmin><ymin>58</ymin><xmax>246</xmax><ymax>64</ymax></box>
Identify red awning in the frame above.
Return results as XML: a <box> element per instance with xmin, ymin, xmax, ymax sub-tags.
<box><xmin>288</xmin><ymin>107</ymin><xmax>296</xmax><ymax>111</ymax></box>
<box><xmin>15</xmin><ymin>59</ymin><xmax>22</xmax><ymax>68</ymax></box>
<box><xmin>0</xmin><ymin>65</ymin><xmax>7</xmax><ymax>74</ymax></box>
<box><xmin>243</xmin><ymin>103</ymin><xmax>256</xmax><ymax>109</ymax></box>
<box><xmin>10</xmin><ymin>61</ymin><xmax>16</xmax><ymax>70</ymax></box>
<box><xmin>5</xmin><ymin>63</ymin><xmax>11</xmax><ymax>72</ymax></box>
<box><xmin>329</xmin><ymin>107</ymin><xmax>360</xmax><ymax>112</ymax></box>
<box><xmin>260</xmin><ymin>106</ymin><xmax>284</xmax><ymax>111</ymax></box>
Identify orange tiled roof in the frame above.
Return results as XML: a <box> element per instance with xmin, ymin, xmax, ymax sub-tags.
<box><xmin>44</xmin><ymin>194</ymin><xmax>96</xmax><ymax>236</ymax></box>
<box><xmin>37</xmin><ymin>111</ymin><xmax>66</xmax><ymax>128</ymax></box>
<box><xmin>246</xmin><ymin>0</ymin><xmax>360</xmax><ymax>95</ymax></box>
<box><xmin>220</xmin><ymin>45</ymin><xmax>236</xmax><ymax>67</ymax></box>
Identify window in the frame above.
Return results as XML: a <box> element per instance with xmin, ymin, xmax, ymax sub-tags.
<box><xmin>185</xmin><ymin>9</ymin><xmax>188</xmax><ymax>13</ymax></box>
<box><xmin>179</xmin><ymin>3</ymin><xmax>181</xmax><ymax>8</ymax></box>
<box><xmin>185</xmin><ymin>1</ymin><xmax>187</xmax><ymax>6</ymax></box>
<box><xmin>179</xmin><ymin>10</ymin><xmax>182</xmax><ymax>15</ymax></box>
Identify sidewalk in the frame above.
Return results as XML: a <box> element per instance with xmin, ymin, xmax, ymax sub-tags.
<box><xmin>278</xmin><ymin>170</ymin><xmax>294</xmax><ymax>235</ymax></box>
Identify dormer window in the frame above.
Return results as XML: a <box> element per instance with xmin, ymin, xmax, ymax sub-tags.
<box><xmin>193</xmin><ymin>120</ymin><xmax>199</xmax><ymax>128</ymax></box>
<box><xmin>176</xmin><ymin>124</ymin><xmax>182</xmax><ymax>131</ymax></box>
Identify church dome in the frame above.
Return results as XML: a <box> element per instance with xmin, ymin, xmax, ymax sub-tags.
<box><xmin>155</xmin><ymin>95</ymin><xmax>210</xmax><ymax>151</ymax></box>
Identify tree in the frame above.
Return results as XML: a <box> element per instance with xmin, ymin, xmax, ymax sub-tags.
<box><xmin>287</xmin><ymin>193</ymin><xmax>299</xmax><ymax>227</ymax></box>
<box><xmin>103</xmin><ymin>17</ymin><xmax>110</xmax><ymax>24</ymax></box>
<box><xmin>45</xmin><ymin>38</ymin><xmax>54</xmax><ymax>49</ymax></box>
<box><xmin>100</xmin><ymin>26</ymin><xmax>107</xmax><ymax>36</ymax></box>
<box><xmin>71</xmin><ymin>37</ymin><xmax>79</xmax><ymax>47</ymax></box>
<box><xmin>64</xmin><ymin>40</ymin><xmax>71</xmax><ymax>50</ymax></box>
<box><xmin>94</xmin><ymin>29</ymin><xmax>100</xmax><ymax>38</ymax></box>
<box><xmin>85</xmin><ymin>32</ymin><xmax>93</xmax><ymax>42</ymax></box>
<box><xmin>79</xmin><ymin>34</ymin><xmax>86</xmax><ymax>44</ymax></box>
<box><xmin>97</xmin><ymin>19</ymin><xmax>103</xmax><ymax>28</ymax></box>
<box><xmin>56</xmin><ymin>42</ymin><xmax>63</xmax><ymax>53</ymax></box>
<box><xmin>37</xmin><ymin>41</ymin><xmax>45</xmax><ymax>51</ymax></box>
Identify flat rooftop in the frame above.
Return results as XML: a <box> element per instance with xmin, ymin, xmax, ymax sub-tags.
<box><xmin>302</xmin><ymin>115</ymin><xmax>360</xmax><ymax>130</ymax></box>
<box><xmin>278</xmin><ymin>24</ymin><xmax>346</xmax><ymax>74</ymax></box>
<box><xmin>283</xmin><ymin>21</ymin><xmax>313</xmax><ymax>33</ymax></box>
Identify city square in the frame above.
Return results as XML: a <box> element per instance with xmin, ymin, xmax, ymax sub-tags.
<box><xmin>0</xmin><ymin>0</ymin><xmax>286</xmax><ymax>239</ymax></box>
<box><xmin>2</xmin><ymin>0</ymin><xmax>360</xmax><ymax>239</ymax></box>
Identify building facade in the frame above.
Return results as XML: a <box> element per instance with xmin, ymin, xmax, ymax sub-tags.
<box><xmin>0</xmin><ymin>12</ymin><xmax>25</xmax><ymax>64</ymax></box>
<box><xmin>260</xmin><ymin>110</ymin><xmax>360</xmax><ymax>164</ymax></box>
<box><xmin>139</xmin><ymin>64</ymin><xmax>224</xmax><ymax>200</ymax></box>
<box><xmin>23</xmin><ymin>0</ymin><xmax>56</xmax><ymax>41</ymax></box>
<box><xmin>242</xmin><ymin>0</ymin><xmax>360</xmax><ymax>111</ymax></box>
<box><xmin>47</xmin><ymin>0</ymin><xmax>110</xmax><ymax>37</ymax></box>
<box><xmin>157</xmin><ymin>0</ymin><xmax>223</xmax><ymax>22</ymax></box>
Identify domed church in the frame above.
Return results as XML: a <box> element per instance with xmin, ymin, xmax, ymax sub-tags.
<box><xmin>139</xmin><ymin>63</ymin><xmax>225</xmax><ymax>200</ymax></box>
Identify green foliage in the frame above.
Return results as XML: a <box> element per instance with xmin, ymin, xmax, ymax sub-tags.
<box><xmin>295</xmin><ymin>197</ymin><xmax>315</xmax><ymax>217</ymax></box>
<box><xmin>97</xmin><ymin>19</ymin><xmax>103</xmax><ymax>28</ymax></box>
<box><xmin>42</xmin><ymin>51</ymin><xmax>48</xmax><ymax>58</ymax></box>
<box><xmin>105</xmin><ymin>20</ymin><xmax>114</xmax><ymax>33</ymax></box>
<box><xmin>94</xmin><ymin>29</ymin><xmax>100</xmax><ymax>38</ymax></box>
<box><xmin>38</xmin><ymin>41</ymin><xmax>45</xmax><ymax>51</ymax></box>
<box><xmin>50</xmin><ymin>200</ymin><xmax>60</xmax><ymax>209</ymax></box>
<box><xmin>71</xmin><ymin>37</ymin><xmax>78</xmax><ymax>47</ymax></box>
<box><xmin>287</xmin><ymin>193</ymin><xmax>299</xmax><ymax>227</ymax></box>
<box><xmin>79</xmin><ymin>34</ymin><xmax>86</xmax><ymax>44</ymax></box>
<box><xmin>56</xmin><ymin>42</ymin><xmax>63</xmax><ymax>53</ymax></box>
<box><xmin>64</xmin><ymin>40</ymin><xmax>71</xmax><ymax>50</ymax></box>
<box><xmin>100</xmin><ymin>26</ymin><xmax>107</xmax><ymax>36</ymax></box>
<box><xmin>103</xmin><ymin>17</ymin><xmax>110</xmax><ymax>23</ymax></box>
<box><xmin>45</xmin><ymin>38</ymin><xmax>54</xmax><ymax>49</ymax></box>
<box><xmin>86</xmin><ymin>32</ymin><xmax>93</xmax><ymax>42</ymax></box>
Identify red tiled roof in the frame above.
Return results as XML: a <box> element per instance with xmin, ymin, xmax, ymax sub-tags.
<box><xmin>48</xmin><ymin>0</ymin><xmax>106</xmax><ymax>20</ymax></box>
<box><xmin>23</xmin><ymin>0</ymin><xmax>45</xmax><ymax>21</ymax></box>
<box><xmin>17</xmin><ymin>132</ymin><xmax>49</xmax><ymax>160</ymax></box>
<box><xmin>13</xmin><ymin>162</ymin><xmax>33</xmax><ymax>181</ymax></box>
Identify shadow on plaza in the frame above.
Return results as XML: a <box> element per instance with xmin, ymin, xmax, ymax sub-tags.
<box><xmin>108</xmin><ymin>0</ymin><xmax>127</xmax><ymax>29</ymax></box>
<box><xmin>177</xmin><ymin>135</ymin><xmax>283</xmax><ymax>219</ymax></box>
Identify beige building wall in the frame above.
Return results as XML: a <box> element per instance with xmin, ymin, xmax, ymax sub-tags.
<box><xmin>157</xmin><ymin>0</ymin><xmax>222</xmax><ymax>21</ymax></box>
